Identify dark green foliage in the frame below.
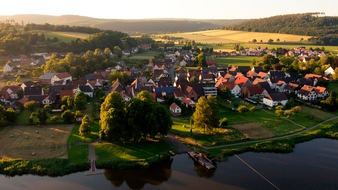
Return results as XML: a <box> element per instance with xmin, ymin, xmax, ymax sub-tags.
<box><xmin>24</xmin><ymin>101</ymin><xmax>38</xmax><ymax>111</ymax></box>
<box><xmin>5</xmin><ymin>108</ymin><xmax>17</xmax><ymax>122</ymax></box>
<box><xmin>36</xmin><ymin>108</ymin><xmax>49</xmax><ymax>124</ymax></box>
<box><xmin>61</xmin><ymin>110</ymin><xmax>75</xmax><ymax>124</ymax></box>
<box><xmin>321</xmin><ymin>91</ymin><xmax>338</xmax><ymax>111</ymax></box>
<box><xmin>79</xmin><ymin>115</ymin><xmax>91</xmax><ymax>136</ymax></box>
<box><xmin>100</xmin><ymin>91</ymin><xmax>172</xmax><ymax>142</ymax></box>
<box><xmin>74</xmin><ymin>92</ymin><xmax>87</xmax><ymax>111</ymax></box>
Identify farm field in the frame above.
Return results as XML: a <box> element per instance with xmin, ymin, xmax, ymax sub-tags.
<box><xmin>157</xmin><ymin>29</ymin><xmax>311</xmax><ymax>44</ymax></box>
<box><xmin>0</xmin><ymin>125</ymin><xmax>73</xmax><ymax>160</ymax></box>
<box><xmin>42</xmin><ymin>31</ymin><xmax>90</xmax><ymax>43</ymax></box>
<box><xmin>231</xmin><ymin>123</ymin><xmax>275</xmax><ymax>140</ymax></box>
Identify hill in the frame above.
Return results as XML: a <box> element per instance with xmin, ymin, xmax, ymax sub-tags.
<box><xmin>226</xmin><ymin>12</ymin><xmax>338</xmax><ymax>45</ymax></box>
<box><xmin>0</xmin><ymin>14</ymin><xmax>246</xmax><ymax>34</ymax></box>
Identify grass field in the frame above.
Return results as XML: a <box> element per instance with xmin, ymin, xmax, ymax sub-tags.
<box><xmin>231</xmin><ymin>123</ymin><xmax>275</xmax><ymax>140</ymax></box>
<box><xmin>0</xmin><ymin>125</ymin><xmax>73</xmax><ymax>160</ymax></box>
<box><xmin>158</xmin><ymin>30</ymin><xmax>311</xmax><ymax>44</ymax></box>
<box><xmin>43</xmin><ymin>31</ymin><xmax>90</xmax><ymax>43</ymax></box>
<box><xmin>215</xmin><ymin>56</ymin><xmax>254</xmax><ymax>67</ymax></box>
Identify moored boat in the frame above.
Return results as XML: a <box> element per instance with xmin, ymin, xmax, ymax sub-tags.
<box><xmin>187</xmin><ymin>151</ymin><xmax>216</xmax><ymax>169</ymax></box>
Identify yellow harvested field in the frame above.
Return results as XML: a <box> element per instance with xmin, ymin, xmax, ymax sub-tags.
<box><xmin>160</xmin><ymin>30</ymin><xmax>311</xmax><ymax>44</ymax></box>
<box><xmin>52</xmin><ymin>32</ymin><xmax>90</xmax><ymax>39</ymax></box>
<box><xmin>231</xmin><ymin>123</ymin><xmax>275</xmax><ymax>140</ymax></box>
<box><xmin>0</xmin><ymin>125</ymin><xmax>73</xmax><ymax>160</ymax></box>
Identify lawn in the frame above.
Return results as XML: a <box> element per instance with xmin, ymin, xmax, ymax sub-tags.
<box><xmin>0</xmin><ymin>125</ymin><xmax>73</xmax><ymax>160</ymax></box>
<box><xmin>127</xmin><ymin>51</ymin><xmax>160</xmax><ymax>60</ymax></box>
<box><xmin>215</xmin><ymin>56</ymin><xmax>255</xmax><ymax>67</ymax></box>
<box><xmin>95</xmin><ymin>139</ymin><xmax>174</xmax><ymax>167</ymax></box>
<box><xmin>67</xmin><ymin>121</ymin><xmax>100</xmax><ymax>163</ymax></box>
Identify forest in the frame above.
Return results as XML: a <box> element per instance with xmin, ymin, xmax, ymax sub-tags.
<box><xmin>226</xmin><ymin>13</ymin><xmax>338</xmax><ymax>45</ymax></box>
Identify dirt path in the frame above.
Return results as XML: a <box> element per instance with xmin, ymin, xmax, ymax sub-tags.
<box><xmin>88</xmin><ymin>143</ymin><xmax>96</xmax><ymax>161</ymax></box>
<box><xmin>165</xmin><ymin>134</ymin><xmax>192</xmax><ymax>153</ymax></box>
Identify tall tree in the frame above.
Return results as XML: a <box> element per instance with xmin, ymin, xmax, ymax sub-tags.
<box><xmin>192</xmin><ymin>95</ymin><xmax>219</xmax><ymax>133</ymax></box>
<box><xmin>74</xmin><ymin>91</ymin><xmax>87</xmax><ymax>111</ymax></box>
<box><xmin>79</xmin><ymin>115</ymin><xmax>91</xmax><ymax>136</ymax></box>
<box><xmin>99</xmin><ymin>92</ymin><xmax>125</xmax><ymax>141</ymax></box>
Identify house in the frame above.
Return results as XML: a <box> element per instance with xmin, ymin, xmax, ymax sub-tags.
<box><xmin>201</xmin><ymin>83</ymin><xmax>217</xmax><ymax>97</ymax></box>
<box><xmin>242</xmin><ymin>86</ymin><xmax>267</xmax><ymax>99</ymax></box>
<box><xmin>20</xmin><ymin>81</ymin><xmax>35</xmax><ymax>91</ymax></box>
<box><xmin>3</xmin><ymin>62</ymin><xmax>13</xmax><ymax>73</ymax></box>
<box><xmin>51</xmin><ymin>72</ymin><xmax>72</xmax><ymax>85</ymax></box>
<box><xmin>0</xmin><ymin>85</ymin><xmax>21</xmax><ymax>105</ymax></box>
<box><xmin>324</xmin><ymin>66</ymin><xmax>335</xmax><ymax>76</ymax></box>
<box><xmin>170</xmin><ymin>102</ymin><xmax>182</xmax><ymax>116</ymax></box>
<box><xmin>284</xmin><ymin>82</ymin><xmax>301</xmax><ymax>95</ymax></box>
<box><xmin>40</xmin><ymin>72</ymin><xmax>57</xmax><ymax>85</ymax></box>
<box><xmin>24</xmin><ymin>86</ymin><xmax>44</xmax><ymax>97</ymax></box>
<box><xmin>77</xmin><ymin>85</ymin><xmax>94</xmax><ymax>97</ymax></box>
<box><xmin>221</xmin><ymin>82</ymin><xmax>241</xmax><ymax>96</ymax></box>
<box><xmin>263</xmin><ymin>93</ymin><xmax>288</xmax><ymax>107</ymax></box>
<box><xmin>275</xmin><ymin>80</ymin><xmax>287</xmax><ymax>92</ymax></box>
<box><xmin>314</xmin><ymin>86</ymin><xmax>329</xmax><ymax>99</ymax></box>
<box><xmin>297</xmin><ymin>85</ymin><xmax>317</xmax><ymax>101</ymax></box>
<box><xmin>155</xmin><ymin>86</ymin><xmax>176</xmax><ymax>102</ymax></box>
<box><xmin>182</xmin><ymin>97</ymin><xmax>196</xmax><ymax>108</ymax></box>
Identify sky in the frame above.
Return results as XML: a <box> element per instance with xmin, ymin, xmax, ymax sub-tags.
<box><xmin>1</xmin><ymin>0</ymin><xmax>337</xmax><ymax>19</ymax></box>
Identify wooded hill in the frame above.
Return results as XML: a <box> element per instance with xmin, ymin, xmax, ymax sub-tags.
<box><xmin>0</xmin><ymin>14</ymin><xmax>246</xmax><ymax>34</ymax></box>
<box><xmin>226</xmin><ymin>13</ymin><xmax>338</xmax><ymax>45</ymax></box>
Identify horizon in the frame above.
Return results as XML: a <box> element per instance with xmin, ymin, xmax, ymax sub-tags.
<box><xmin>0</xmin><ymin>0</ymin><xmax>337</xmax><ymax>20</ymax></box>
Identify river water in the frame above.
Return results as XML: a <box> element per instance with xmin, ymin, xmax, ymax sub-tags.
<box><xmin>1</xmin><ymin>138</ymin><xmax>338</xmax><ymax>190</ymax></box>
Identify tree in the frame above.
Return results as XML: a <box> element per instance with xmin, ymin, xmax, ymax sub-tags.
<box><xmin>192</xmin><ymin>95</ymin><xmax>219</xmax><ymax>133</ymax></box>
<box><xmin>74</xmin><ymin>92</ymin><xmax>87</xmax><ymax>111</ymax></box>
<box><xmin>113</xmin><ymin>46</ymin><xmax>122</xmax><ymax>58</ymax></box>
<box><xmin>237</xmin><ymin>105</ymin><xmax>247</xmax><ymax>113</ymax></box>
<box><xmin>99</xmin><ymin>92</ymin><xmax>125</xmax><ymax>141</ymax></box>
<box><xmin>249</xmin><ymin>106</ymin><xmax>256</xmax><ymax>114</ymax></box>
<box><xmin>0</xmin><ymin>105</ymin><xmax>7</xmax><ymax>126</ymax></box>
<box><xmin>252</xmin><ymin>39</ymin><xmax>257</xmax><ymax>43</ymax></box>
<box><xmin>24</xmin><ymin>101</ymin><xmax>38</xmax><ymax>111</ymax></box>
<box><xmin>5</xmin><ymin>108</ymin><xmax>16</xmax><ymax>122</ymax></box>
<box><xmin>220</xmin><ymin>87</ymin><xmax>231</xmax><ymax>99</ymax></box>
<box><xmin>275</xmin><ymin>109</ymin><xmax>284</xmax><ymax>117</ymax></box>
<box><xmin>321</xmin><ymin>91</ymin><xmax>338</xmax><ymax>111</ymax></box>
<box><xmin>79</xmin><ymin>115</ymin><xmax>91</xmax><ymax>136</ymax></box>
<box><xmin>61</xmin><ymin>110</ymin><xmax>75</xmax><ymax>124</ymax></box>
<box><xmin>218</xmin><ymin>117</ymin><xmax>228</xmax><ymax>128</ymax></box>
<box><xmin>333</xmin><ymin>68</ymin><xmax>338</xmax><ymax>80</ymax></box>
<box><xmin>36</xmin><ymin>108</ymin><xmax>48</xmax><ymax>124</ymax></box>
<box><xmin>61</xmin><ymin>96</ymin><xmax>73</xmax><ymax>108</ymax></box>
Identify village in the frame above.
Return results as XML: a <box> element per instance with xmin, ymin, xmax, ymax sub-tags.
<box><xmin>0</xmin><ymin>45</ymin><xmax>335</xmax><ymax>115</ymax></box>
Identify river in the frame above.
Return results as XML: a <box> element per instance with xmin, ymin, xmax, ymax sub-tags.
<box><xmin>1</xmin><ymin>138</ymin><xmax>338</xmax><ymax>190</ymax></box>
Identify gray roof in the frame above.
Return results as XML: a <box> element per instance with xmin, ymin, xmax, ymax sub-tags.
<box><xmin>41</xmin><ymin>73</ymin><xmax>57</xmax><ymax>80</ymax></box>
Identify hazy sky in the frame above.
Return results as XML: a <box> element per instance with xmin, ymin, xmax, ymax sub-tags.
<box><xmin>1</xmin><ymin>0</ymin><xmax>337</xmax><ymax>19</ymax></box>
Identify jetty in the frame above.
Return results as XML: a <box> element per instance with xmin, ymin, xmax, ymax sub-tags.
<box><xmin>187</xmin><ymin>151</ymin><xmax>216</xmax><ymax>169</ymax></box>
<box><xmin>85</xmin><ymin>143</ymin><xmax>103</xmax><ymax>176</ymax></box>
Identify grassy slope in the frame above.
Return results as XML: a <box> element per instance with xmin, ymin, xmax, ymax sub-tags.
<box><xmin>42</xmin><ymin>31</ymin><xmax>90</xmax><ymax>43</ymax></box>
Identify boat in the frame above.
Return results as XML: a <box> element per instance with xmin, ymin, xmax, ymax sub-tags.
<box><xmin>187</xmin><ymin>151</ymin><xmax>216</xmax><ymax>169</ymax></box>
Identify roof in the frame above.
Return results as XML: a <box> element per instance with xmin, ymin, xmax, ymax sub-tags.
<box><xmin>170</xmin><ymin>102</ymin><xmax>181</xmax><ymax>110</ymax></box>
<box><xmin>60</xmin><ymin>89</ymin><xmax>75</xmax><ymax>98</ymax></box>
<box><xmin>24</xmin><ymin>86</ymin><xmax>43</xmax><ymax>96</ymax></box>
<box><xmin>222</xmin><ymin>82</ymin><xmax>237</xmax><ymax>90</ymax></box>
<box><xmin>265</xmin><ymin>93</ymin><xmax>288</xmax><ymax>101</ymax></box>
<box><xmin>40</xmin><ymin>73</ymin><xmax>57</xmax><ymax>80</ymax></box>
<box><xmin>56</xmin><ymin>72</ymin><xmax>71</xmax><ymax>79</ymax></box>
<box><xmin>244</xmin><ymin>86</ymin><xmax>266</xmax><ymax>95</ymax></box>
<box><xmin>78</xmin><ymin>85</ymin><xmax>93</xmax><ymax>93</ymax></box>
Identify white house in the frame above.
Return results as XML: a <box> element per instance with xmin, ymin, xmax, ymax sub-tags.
<box><xmin>51</xmin><ymin>72</ymin><xmax>72</xmax><ymax>85</ymax></box>
<box><xmin>297</xmin><ymin>85</ymin><xmax>318</xmax><ymax>101</ymax></box>
<box><xmin>263</xmin><ymin>93</ymin><xmax>288</xmax><ymax>107</ymax></box>
<box><xmin>324</xmin><ymin>66</ymin><xmax>335</xmax><ymax>76</ymax></box>
<box><xmin>3</xmin><ymin>62</ymin><xmax>13</xmax><ymax>73</ymax></box>
<box><xmin>170</xmin><ymin>102</ymin><xmax>182</xmax><ymax>115</ymax></box>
